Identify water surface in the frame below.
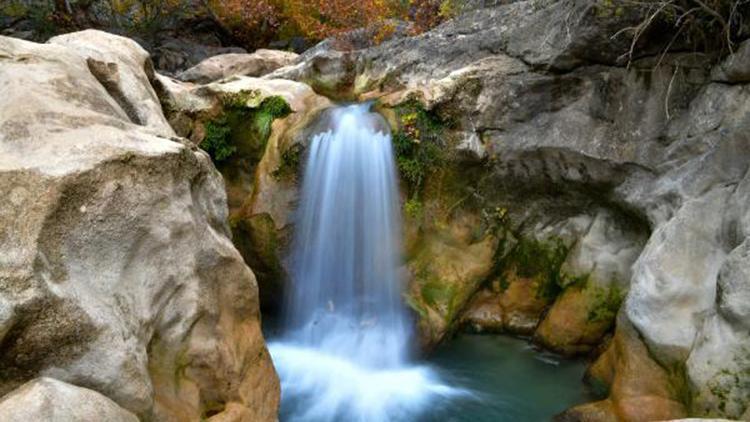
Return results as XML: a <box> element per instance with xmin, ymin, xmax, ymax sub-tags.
<box><xmin>422</xmin><ymin>334</ymin><xmax>590</xmax><ymax>422</ymax></box>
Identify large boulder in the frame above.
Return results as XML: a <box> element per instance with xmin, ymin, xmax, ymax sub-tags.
<box><xmin>0</xmin><ymin>31</ymin><xmax>279</xmax><ymax>420</ymax></box>
<box><xmin>178</xmin><ymin>50</ymin><xmax>299</xmax><ymax>84</ymax></box>
<box><xmin>0</xmin><ymin>378</ymin><xmax>138</xmax><ymax>422</ymax></box>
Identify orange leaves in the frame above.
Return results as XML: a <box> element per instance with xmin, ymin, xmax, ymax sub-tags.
<box><xmin>283</xmin><ymin>0</ymin><xmax>396</xmax><ymax>40</ymax></box>
<box><xmin>206</xmin><ymin>0</ymin><xmax>457</xmax><ymax>49</ymax></box>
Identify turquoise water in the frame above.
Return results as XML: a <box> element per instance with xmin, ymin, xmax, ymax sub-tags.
<box><xmin>421</xmin><ymin>334</ymin><xmax>590</xmax><ymax>422</ymax></box>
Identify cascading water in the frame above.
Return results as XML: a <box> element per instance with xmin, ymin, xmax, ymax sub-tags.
<box><xmin>268</xmin><ymin>104</ymin><xmax>458</xmax><ymax>421</ymax></box>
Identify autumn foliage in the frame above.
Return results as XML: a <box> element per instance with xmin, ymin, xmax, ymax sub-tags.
<box><xmin>206</xmin><ymin>0</ymin><xmax>459</xmax><ymax>49</ymax></box>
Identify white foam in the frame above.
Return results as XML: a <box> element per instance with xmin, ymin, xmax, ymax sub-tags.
<box><xmin>269</xmin><ymin>342</ymin><xmax>466</xmax><ymax>422</ymax></box>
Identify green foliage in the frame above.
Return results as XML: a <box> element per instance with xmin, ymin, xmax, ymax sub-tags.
<box><xmin>393</xmin><ymin>100</ymin><xmax>448</xmax><ymax>216</ymax></box>
<box><xmin>201</xmin><ymin>119</ymin><xmax>235</xmax><ymax>162</ymax></box>
<box><xmin>253</xmin><ymin>95</ymin><xmax>293</xmax><ymax>141</ymax></box>
<box><xmin>405</xmin><ymin>294</ymin><xmax>429</xmax><ymax>319</ymax></box>
<box><xmin>493</xmin><ymin>234</ymin><xmax>570</xmax><ymax>301</ymax></box>
<box><xmin>587</xmin><ymin>284</ymin><xmax>625</xmax><ymax>323</ymax></box>
<box><xmin>200</xmin><ymin>95</ymin><xmax>291</xmax><ymax>164</ymax></box>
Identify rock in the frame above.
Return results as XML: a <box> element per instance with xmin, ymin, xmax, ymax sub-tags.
<box><xmin>686</xmin><ymin>313</ymin><xmax>750</xmax><ymax>419</ymax></box>
<box><xmin>0</xmin><ymin>34</ymin><xmax>278</xmax><ymax>420</ymax></box>
<box><xmin>560</xmin><ymin>317</ymin><xmax>687</xmax><ymax>421</ymax></box>
<box><xmin>535</xmin><ymin>283</ymin><xmax>619</xmax><ymax>356</ymax></box>
<box><xmin>463</xmin><ymin>271</ymin><xmax>553</xmax><ymax>335</ymax></box>
<box><xmin>0</xmin><ymin>378</ymin><xmax>138</xmax><ymax>421</ymax></box>
<box><xmin>712</xmin><ymin>39</ymin><xmax>750</xmax><ymax>83</ymax></box>
<box><xmin>152</xmin><ymin>37</ymin><xmax>247</xmax><ymax>74</ymax></box>
<box><xmin>717</xmin><ymin>240</ymin><xmax>750</xmax><ymax>330</ymax></box>
<box><xmin>47</xmin><ymin>30</ymin><xmax>176</xmax><ymax>138</ymax></box>
<box><xmin>178</xmin><ymin>50</ymin><xmax>299</xmax><ymax>84</ymax></box>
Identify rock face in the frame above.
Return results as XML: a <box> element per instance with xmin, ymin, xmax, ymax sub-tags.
<box><xmin>0</xmin><ymin>30</ymin><xmax>279</xmax><ymax>421</ymax></box>
<box><xmin>254</xmin><ymin>0</ymin><xmax>750</xmax><ymax>420</ymax></box>
<box><xmin>0</xmin><ymin>378</ymin><xmax>138</xmax><ymax>422</ymax></box>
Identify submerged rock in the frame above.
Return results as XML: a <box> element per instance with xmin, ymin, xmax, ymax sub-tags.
<box><xmin>0</xmin><ymin>31</ymin><xmax>279</xmax><ymax>420</ymax></box>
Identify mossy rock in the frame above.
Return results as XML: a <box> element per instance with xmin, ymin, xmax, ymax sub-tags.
<box><xmin>534</xmin><ymin>281</ymin><xmax>624</xmax><ymax>356</ymax></box>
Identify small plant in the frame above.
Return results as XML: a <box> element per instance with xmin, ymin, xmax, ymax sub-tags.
<box><xmin>201</xmin><ymin>119</ymin><xmax>235</xmax><ymax>162</ymax></box>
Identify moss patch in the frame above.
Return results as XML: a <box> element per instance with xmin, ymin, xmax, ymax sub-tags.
<box><xmin>705</xmin><ymin>347</ymin><xmax>750</xmax><ymax>418</ymax></box>
<box><xmin>200</xmin><ymin>94</ymin><xmax>291</xmax><ymax>164</ymax></box>
<box><xmin>587</xmin><ymin>283</ymin><xmax>625</xmax><ymax>323</ymax></box>
<box><xmin>272</xmin><ymin>143</ymin><xmax>304</xmax><ymax>182</ymax></box>
<box><xmin>496</xmin><ymin>235</ymin><xmax>570</xmax><ymax>301</ymax></box>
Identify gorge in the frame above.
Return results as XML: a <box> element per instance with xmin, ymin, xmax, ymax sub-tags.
<box><xmin>2</xmin><ymin>0</ymin><xmax>750</xmax><ymax>421</ymax></box>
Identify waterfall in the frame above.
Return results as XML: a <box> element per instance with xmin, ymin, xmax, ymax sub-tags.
<box><xmin>268</xmin><ymin>104</ymin><xmax>457</xmax><ymax>421</ymax></box>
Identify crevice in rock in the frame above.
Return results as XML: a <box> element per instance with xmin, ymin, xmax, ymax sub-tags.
<box><xmin>86</xmin><ymin>58</ymin><xmax>144</xmax><ymax>125</ymax></box>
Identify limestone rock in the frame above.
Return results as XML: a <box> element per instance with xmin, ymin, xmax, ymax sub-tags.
<box><xmin>47</xmin><ymin>30</ymin><xmax>176</xmax><ymax>138</ymax></box>
<box><xmin>712</xmin><ymin>39</ymin><xmax>750</xmax><ymax>83</ymax></box>
<box><xmin>535</xmin><ymin>283</ymin><xmax>618</xmax><ymax>357</ymax></box>
<box><xmin>0</xmin><ymin>378</ymin><xmax>138</xmax><ymax>422</ymax></box>
<box><xmin>0</xmin><ymin>34</ymin><xmax>279</xmax><ymax>420</ymax></box>
<box><xmin>178</xmin><ymin>50</ymin><xmax>299</xmax><ymax>84</ymax></box>
<box><xmin>559</xmin><ymin>318</ymin><xmax>687</xmax><ymax>421</ymax></box>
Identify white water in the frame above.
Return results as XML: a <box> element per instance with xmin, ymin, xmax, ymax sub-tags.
<box><xmin>268</xmin><ymin>104</ymin><xmax>460</xmax><ymax>421</ymax></box>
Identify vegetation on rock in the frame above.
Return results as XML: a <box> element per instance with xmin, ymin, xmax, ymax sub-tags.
<box><xmin>392</xmin><ymin>100</ymin><xmax>450</xmax><ymax>217</ymax></box>
<box><xmin>199</xmin><ymin>94</ymin><xmax>291</xmax><ymax>163</ymax></box>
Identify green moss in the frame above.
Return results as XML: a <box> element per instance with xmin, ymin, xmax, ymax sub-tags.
<box><xmin>420</xmin><ymin>276</ymin><xmax>461</xmax><ymax>321</ymax></box>
<box><xmin>500</xmin><ymin>236</ymin><xmax>570</xmax><ymax>300</ymax></box>
<box><xmin>272</xmin><ymin>143</ymin><xmax>304</xmax><ymax>181</ymax></box>
<box><xmin>201</xmin><ymin>120</ymin><xmax>235</xmax><ymax>162</ymax></box>
<box><xmin>705</xmin><ymin>347</ymin><xmax>750</xmax><ymax>418</ymax></box>
<box><xmin>200</xmin><ymin>95</ymin><xmax>291</xmax><ymax>165</ymax></box>
<box><xmin>587</xmin><ymin>284</ymin><xmax>625</xmax><ymax>323</ymax></box>
<box><xmin>405</xmin><ymin>294</ymin><xmax>429</xmax><ymax>319</ymax></box>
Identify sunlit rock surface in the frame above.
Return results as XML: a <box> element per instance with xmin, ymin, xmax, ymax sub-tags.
<box><xmin>0</xmin><ymin>31</ymin><xmax>279</xmax><ymax>421</ymax></box>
